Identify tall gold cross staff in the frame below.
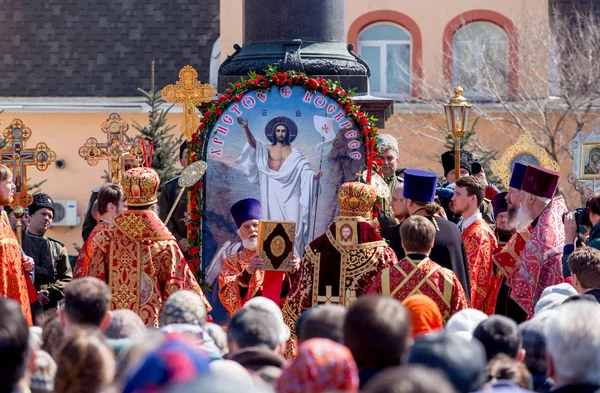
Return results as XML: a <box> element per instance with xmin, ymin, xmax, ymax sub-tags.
<box><xmin>0</xmin><ymin>119</ymin><xmax>56</xmax><ymax>243</ymax></box>
<box><xmin>162</xmin><ymin>65</ymin><xmax>217</xmax><ymax>139</ymax></box>
<box><xmin>78</xmin><ymin>113</ymin><xmax>145</xmax><ymax>183</ymax></box>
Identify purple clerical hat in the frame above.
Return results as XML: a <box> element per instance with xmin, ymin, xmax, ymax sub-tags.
<box><xmin>521</xmin><ymin>165</ymin><xmax>560</xmax><ymax>199</ymax></box>
<box><xmin>509</xmin><ymin>162</ymin><xmax>528</xmax><ymax>190</ymax></box>
<box><xmin>230</xmin><ymin>198</ymin><xmax>262</xmax><ymax>228</ymax></box>
<box><xmin>491</xmin><ymin>192</ymin><xmax>508</xmax><ymax>217</ymax></box>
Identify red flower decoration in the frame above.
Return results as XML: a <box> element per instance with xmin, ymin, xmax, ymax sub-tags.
<box><xmin>374</xmin><ymin>158</ymin><xmax>383</xmax><ymax>166</ymax></box>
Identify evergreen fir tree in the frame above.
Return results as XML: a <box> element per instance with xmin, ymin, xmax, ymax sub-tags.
<box><xmin>442</xmin><ymin>116</ymin><xmax>504</xmax><ymax>189</ymax></box>
<box><xmin>132</xmin><ymin>62</ymin><xmax>182</xmax><ymax>184</ymax></box>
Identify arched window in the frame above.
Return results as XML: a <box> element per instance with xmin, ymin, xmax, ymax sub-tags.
<box><xmin>452</xmin><ymin>22</ymin><xmax>509</xmax><ymax>100</ymax></box>
<box><xmin>358</xmin><ymin>23</ymin><xmax>412</xmax><ymax>98</ymax></box>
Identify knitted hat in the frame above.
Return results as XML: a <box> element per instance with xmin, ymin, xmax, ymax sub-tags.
<box><xmin>160</xmin><ymin>290</ymin><xmax>208</xmax><ymax>327</ymax></box>
<box><xmin>30</xmin><ymin>350</ymin><xmax>57</xmax><ymax>393</ymax></box>
<box><xmin>29</xmin><ymin>193</ymin><xmax>55</xmax><ymax>217</ymax></box>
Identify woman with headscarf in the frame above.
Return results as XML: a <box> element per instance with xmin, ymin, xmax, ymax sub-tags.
<box><xmin>276</xmin><ymin>338</ymin><xmax>359</xmax><ymax>393</ymax></box>
<box><xmin>402</xmin><ymin>294</ymin><xmax>443</xmax><ymax>338</ymax></box>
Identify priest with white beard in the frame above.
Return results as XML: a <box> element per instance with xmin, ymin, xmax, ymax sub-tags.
<box><xmin>509</xmin><ymin>165</ymin><xmax>567</xmax><ymax>319</ymax></box>
<box><xmin>218</xmin><ymin>198</ymin><xmax>300</xmax><ymax>316</ymax></box>
<box><xmin>236</xmin><ymin>117</ymin><xmax>322</xmax><ymax>257</ymax></box>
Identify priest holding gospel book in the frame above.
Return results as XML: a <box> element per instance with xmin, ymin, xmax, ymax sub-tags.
<box><xmin>218</xmin><ymin>198</ymin><xmax>300</xmax><ymax>316</ymax></box>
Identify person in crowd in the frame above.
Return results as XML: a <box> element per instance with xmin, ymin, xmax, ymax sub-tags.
<box><xmin>370</xmin><ymin>215</ymin><xmax>468</xmax><ymax>322</ymax></box>
<box><xmin>158</xmin><ymin>141</ymin><xmax>191</xmax><ymax>254</ymax></box>
<box><xmin>121</xmin><ymin>335</ymin><xmax>210</xmax><ymax>393</ymax></box>
<box><xmin>219</xmin><ymin>199</ymin><xmax>299</xmax><ymax>316</ymax></box>
<box><xmin>390</xmin><ymin>169</ymin><xmax>471</xmax><ymax>301</ymax></box>
<box><xmin>472</xmin><ymin>315</ymin><xmax>525</xmax><ymax>362</ymax></box>
<box><xmin>205</xmin><ymin>323</ymin><xmax>229</xmax><ymax>357</ymax></box>
<box><xmin>482</xmin><ymin>354</ymin><xmax>534</xmax><ymax>392</ymax></box>
<box><xmin>533</xmin><ymin>283</ymin><xmax>577</xmax><ymax>315</ymax></box>
<box><xmin>445</xmin><ymin>308</ymin><xmax>489</xmax><ymax>342</ymax></box>
<box><xmin>59</xmin><ymin>278</ymin><xmax>111</xmax><ymax>337</ymax></box>
<box><xmin>452</xmin><ymin>175</ymin><xmax>499</xmax><ymax>314</ymax></box>
<box><xmin>82</xmin><ymin>167</ymin><xmax>210</xmax><ymax>327</ymax></box>
<box><xmin>41</xmin><ymin>315</ymin><xmax>64</xmax><ymax>359</ymax></box>
<box><xmin>375</xmin><ymin>134</ymin><xmax>403</xmax><ymax>241</ymax></box>
<box><xmin>243</xmin><ymin>297</ymin><xmax>290</xmax><ymax>349</ymax></box>
<box><xmin>104</xmin><ymin>309</ymin><xmax>145</xmax><ymax>340</ymax></box>
<box><xmin>408</xmin><ymin>332</ymin><xmax>488</xmax><ymax>393</ymax></box>
<box><xmin>29</xmin><ymin>349</ymin><xmax>57</xmax><ymax>393</ymax></box>
<box><xmin>567</xmin><ymin>248</ymin><xmax>600</xmax><ymax>303</ymax></box>
<box><xmin>295</xmin><ymin>304</ymin><xmax>346</xmax><ymax>345</ymax></box>
<box><xmin>389</xmin><ymin>181</ymin><xmax>407</xmax><ymax>224</ymax></box>
<box><xmin>0</xmin><ymin>298</ymin><xmax>31</xmax><ymax>393</ymax></box>
<box><xmin>402</xmin><ymin>294</ymin><xmax>443</xmax><ymax>338</ymax></box>
<box><xmin>26</xmin><ymin>193</ymin><xmax>73</xmax><ymax>314</ymax></box>
<box><xmin>510</xmin><ymin>165</ymin><xmax>567</xmax><ymax>319</ymax></box>
<box><xmin>546</xmin><ymin>302</ymin><xmax>600</xmax><ymax>393</ymax></box>
<box><xmin>493</xmin><ymin>163</ymin><xmax>531</xmax><ymax>321</ymax></box>
<box><xmin>74</xmin><ymin>183</ymin><xmax>127</xmax><ymax>278</ymax></box>
<box><xmin>277</xmin><ymin>338</ymin><xmax>359</xmax><ymax>393</ymax></box>
<box><xmin>519</xmin><ymin>311</ymin><xmax>556</xmax><ymax>393</ymax></box>
<box><xmin>0</xmin><ymin>165</ymin><xmax>34</xmax><ymax>326</ymax></box>
<box><xmin>493</xmin><ymin>192</ymin><xmax>514</xmax><ymax>249</ymax></box>
<box><xmin>226</xmin><ymin>307</ymin><xmax>287</xmax><ymax>386</ymax></box>
<box><xmin>209</xmin><ymin>360</ymin><xmax>256</xmax><ymax>387</ymax></box>
<box><xmin>362</xmin><ymin>365</ymin><xmax>457</xmax><ymax>393</ymax></box>
<box><xmin>282</xmin><ymin>181</ymin><xmax>397</xmax><ymax>356</ymax></box>
<box><xmin>343</xmin><ymin>295</ymin><xmax>411</xmax><ymax>388</ymax></box>
<box><xmin>4</xmin><ymin>205</ymin><xmax>29</xmax><ymax>232</ymax></box>
<box><xmin>563</xmin><ymin>193</ymin><xmax>600</xmax><ymax>277</ymax></box>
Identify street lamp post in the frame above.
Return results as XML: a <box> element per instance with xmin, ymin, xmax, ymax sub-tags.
<box><xmin>444</xmin><ymin>83</ymin><xmax>472</xmax><ymax>180</ymax></box>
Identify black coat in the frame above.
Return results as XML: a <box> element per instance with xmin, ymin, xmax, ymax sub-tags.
<box><xmin>390</xmin><ymin>215</ymin><xmax>471</xmax><ymax>303</ymax></box>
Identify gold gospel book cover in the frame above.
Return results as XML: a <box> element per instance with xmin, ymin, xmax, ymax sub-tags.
<box><xmin>257</xmin><ymin>220</ymin><xmax>296</xmax><ymax>271</ymax></box>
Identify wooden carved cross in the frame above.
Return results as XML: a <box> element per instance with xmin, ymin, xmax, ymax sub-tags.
<box><xmin>162</xmin><ymin>65</ymin><xmax>217</xmax><ymax>139</ymax></box>
<box><xmin>0</xmin><ymin>119</ymin><xmax>56</xmax><ymax>208</ymax></box>
<box><xmin>78</xmin><ymin>113</ymin><xmax>145</xmax><ymax>183</ymax></box>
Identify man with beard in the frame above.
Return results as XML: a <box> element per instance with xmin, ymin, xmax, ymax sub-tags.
<box><xmin>389</xmin><ymin>182</ymin><xmax>407</xmax><ymax>224</ymax></box>
<box><xmin>0</xmin><ymin>164</ymin><xmax>33</xmax><ymax>325</ymax></box>
<box><xmin>218</xmin><ymin>198</ymin><xmax>300</xmax><ymax>316</ymax></box>
<box><xmin>452</xmin><ymin>176</ymin><xmax>498</xmax><ymax>314</ymax></box>
<box><xmin>390</xmin><ymin>169</ymin><xmax>471</xmax><ymax>302</ymax></box>
<box><xmin>510</xmin><ymin>165</ymin><xmax>567</xmax><ymax>319</ymax></box>
<box><xmin>492</xmin><ymin>192</ymin><xmax>513</xmax><ymax>249</ymax></box>
<box><xmin>492</xmin><ymin>163</ymin><xmax>531</xmax><ymax>321</ymax></box>
<box><xmin>376</xmin><ymin>134</ymin><xmax>403</xmax><ymax>241</ymax></box>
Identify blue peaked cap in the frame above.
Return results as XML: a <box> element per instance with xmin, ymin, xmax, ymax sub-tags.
<box><xmin>404</xmin><ymin>169</ymin><xmax>438</xmax><ymax>203</ymax></box>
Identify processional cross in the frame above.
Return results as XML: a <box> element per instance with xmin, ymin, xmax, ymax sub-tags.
<box><xmin>78</xmin><ymin>113</ymin><xmax>145</xmax><ymax>183</ymax></box>
<box><xmin>162</xmin><ymin>65</ymin><xmax>217</xmax><ymax>139</ymax></box>
<box><xmin>0</xmin><ymin>119</ymin><xmax>56</xmax><ymax>208</ymax></box>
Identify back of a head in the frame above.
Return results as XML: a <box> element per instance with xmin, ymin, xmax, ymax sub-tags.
<box><xmin>546</xmin><ymin>302</ymin><xmax>600</xmax><ymax>385</ymax></box>
<box><xmin>41</xmin><ymin>315</ymin><xmax>64</xmax><ymax>359</ymax></box>
<box><xmin>54</xmin><ymin>331</ymin><xmax>116</xmax><ymax>393</ymax></box>
<box><xmin>104</xmin><ymin>309</ymin><xmax>146</xmax><ymax>339</ymax></box>
<box><xmin>298</xmin><ymin>305</ymin><xmax>347</xmax><ymax>344</ymax></box>
<box><xmin>519</xmin><ymin>311</ymin><xmax>554</xmax><ymax>376</ymax></box>
<box><xmin>160</xmin><ymin>290</ymin><xmax>208</xmax><ymax>327</ymax></box>
<box><xmin>408</xmin><ymin>332</ymin><xmax>487</xmax><ymax>393</ymax></box>
<box><xmin>64</xmin><ymin>278</ymin><xmax>111</xmax><ymax>328</ymax></box>
<box><xmin>363</xmin><ymin>365</ymin><xmax>457</xmax><ymax>393</ymax></box>
<box><xmin>0</xmin><ymin>298</ymin><xmax>30</xmax><ymax>393</ymax></box>
<box><xmin>243</xmin><ymin>296</ymin><xmax>290</xmax><ymax>343</ymax></box>
<box><xmin>227</xmin><ymin>307</ymin><xmax>281</xmax><ymax>351</ymax></box>
<box><xmin>344</xmin><ymin>295</ymin><xmax>410</xmax><ymax>370</ymax></box>
<box><xmin>487</xmin><ymin>354</ymin><xmax>533</xmax><ymax>390</ymax></box>
<box><xmin>30</xmin><ymin>350</ymin><xmax>57</xmax><ymax>393</ymax></box>
<box><xmin>444</xmin><ymin>309</ymin><xmax>488</xmax><ymax>341</ymax></box>
<box><xmin>400</xmin><ymin>216</ymin><xmax>436</xmax><ymax>254</ymax></box>
<box><xmin>472</xmin><ymin>315</ymin><xmax>522</xmax><ymax>361</ymax></box>
<box><xmin>568</xmin><ymin>248</ymin><xmax>600</xmax><ymax>291</ymax></box>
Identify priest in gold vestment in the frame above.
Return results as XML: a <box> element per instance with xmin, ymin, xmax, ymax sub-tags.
<box><xmin>84</xmin><ymin>167</ymin><xmax>211</xmax><ymax>327</ymax></box>
<box><xmin>282</xmin><ymin>181</ymin><xmax>397</xmax><ymax>354</ymax></box>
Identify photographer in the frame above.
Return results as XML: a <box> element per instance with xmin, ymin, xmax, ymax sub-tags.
<box><xmin>563</xmin><ymin>194</ymin><xmax>600</xmax><ymax>278</ymax></box>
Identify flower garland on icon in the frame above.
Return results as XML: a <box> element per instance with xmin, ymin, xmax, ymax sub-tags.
<box><xmin>187</xmin><ymin>67</ymin><xmax>382</xmax><ymax>276</ymax></box>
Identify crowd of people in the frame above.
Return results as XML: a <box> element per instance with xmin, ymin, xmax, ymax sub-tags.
<box><xmin>1</xmin><ymin>133</ymin><xmax>600</xmax><ymax>393</ymax></box>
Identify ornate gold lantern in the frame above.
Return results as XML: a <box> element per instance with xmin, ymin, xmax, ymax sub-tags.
<box><xmin>444</xmin><ymin>83</ymin><xmax>472</xmax><ymax>180</ymax></box>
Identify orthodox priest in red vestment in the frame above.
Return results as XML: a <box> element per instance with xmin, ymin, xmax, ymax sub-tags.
<box><xmin>84</xmin><ymin>167</ymin><xmax>211</xmax><ymax>327</ymax></box>
<box><xmin>369</xmin><ymin>213</ymin><xmax>468</xmax><ymax>322</ymax></box>
<box><xmin>74</xmin><ymin>183</ymin><xmax>127</xmax><ymax>278</ymax></box>
<box><xmin>0</xmin><ymin>165</ymin><xmax>32</xmax><ymax>325</ymax></box>
<box><xmin>510</xmin><ymin>165</ymin><xmax>567</xmax><ymax>319</ymax></box>
<box><xmin>282</xmin><ymin>181</ymin><xmax>397</xmax><ymax>356</ymax></box>
<box><xmin>452</xmin><ymin>175</ymin><xmax>499</xmax><ymax>315</ymax></box>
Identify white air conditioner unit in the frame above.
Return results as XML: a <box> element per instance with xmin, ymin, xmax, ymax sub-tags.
<box><xmin>52</xmin><ymin>200</ymin><xmax>79</xmax><ymax>227</ymax></box>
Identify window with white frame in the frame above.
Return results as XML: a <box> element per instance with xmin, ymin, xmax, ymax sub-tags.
<box><xmin>452</xmin><ymin>22</ymin><xmax>509</xmax><ymax>100</ymax></box>
<box><xmin>358</xmin><ymin>23</ymin><xmax>412</xmax><ymax>98</ymax></box>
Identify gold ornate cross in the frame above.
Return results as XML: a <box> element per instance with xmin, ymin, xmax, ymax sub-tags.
<box><xmin>317</xmin><ymin>285</ymin><xmax>340</xmax><ymax>305</ymax></box>
<box><xmin>162</xmin><ymin>65</ymin><xmax>217</xmax><ymax>139</ymax></box>
<box><xmin>78</xmin><ymin>113</ymin><xmax>145</xmax><ymax>183</ymax></box>
<box><xmin>0</xmin><ymin>119</ymin><xmax>56</xmax><ymax>208</ymax></box>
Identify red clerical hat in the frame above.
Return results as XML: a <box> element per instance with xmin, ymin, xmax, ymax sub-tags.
<box><xmin>521</xmin><ymin>165</ymin><xmax>560</xmax><ymax>199</ymax></box>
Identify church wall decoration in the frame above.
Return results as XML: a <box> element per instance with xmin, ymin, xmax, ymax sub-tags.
<box><xmin>492</xmin><ymin>133</ymin><xmax>559</xmax><ymax>189</ymax></box>
<box><xmin>568</xmin><ymin>118</ymin><xmax>600</xmax><ymax>192</ymax></box>
<box><xmin>188</xmin><ymin>68</ymin><xmax>381</xmax><ymax>319</ymax></box>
